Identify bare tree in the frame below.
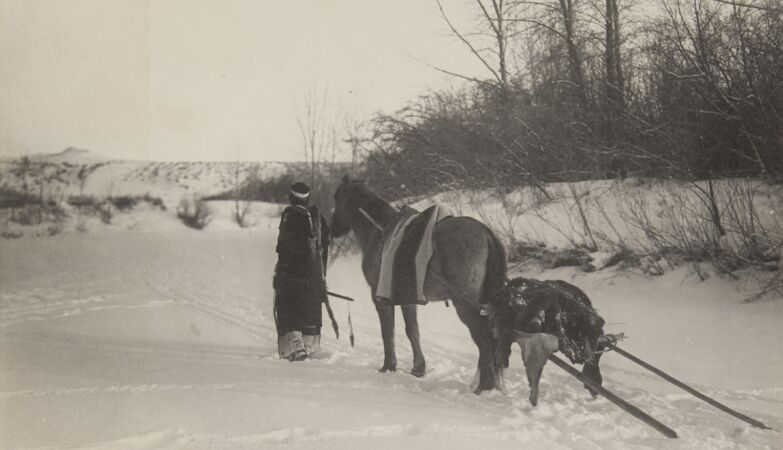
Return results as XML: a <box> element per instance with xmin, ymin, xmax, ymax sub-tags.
<box><xmin>232</xmin><ymin>162</ymin><xmax>257</xmax><ymax>228</ymax></box>
<box><xmin>343</xmin><ymin>110</ymin><xmax>365</xmax><ymax>176</ymax></box>
<box><xmin>434</xmin><ymin>0</ymin><xmax>525</xmax><ymax>94</ymax></box>
<box><xmin>11</xmin><ymin>156</ymin><xmax>31</xmax><ymax>195</ymax></box>
<box><xmin>604</xmin><ymin>0</ymin><xmax>625</xmax><ymax>109</ymax></box>
<box><xmin>506</xmin><ymin>0</ymin><xmax>591</xmax><ymax>104</ymax></box>
<box><xmin>297</xmin><ymin>88</ymin><xmax>342</xmax><ymax>195</ymax></box>
<box><xmin>713</xmin><ymin>0</ymin><xmax>783</xmax><ymax>12</ymax></box>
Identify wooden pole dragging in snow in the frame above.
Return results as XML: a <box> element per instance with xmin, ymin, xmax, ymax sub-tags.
<box><xmin>607</xmin><ymin>344</ymin><xmax>772</xmax><ymax>430</ymax></box>
<box><xmin>327</xmin><ymin>291</ymin><xmax>355</xmax><ymax>302</ymax></box>
<box><xmin>549</xmin><ymin>354</ymin><xmax>679</xmax><ymax>439</ymax></box>
<box><xmin>323</xmin><ymin>297</ymin><xmax>340</xmax><ymax>339</ymax></box>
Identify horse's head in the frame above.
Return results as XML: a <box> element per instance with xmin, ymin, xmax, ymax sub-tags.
<box><xmin>331</xmin><ymin>174</ymin><xmax>361</xmax><ymax>237</ymax></box>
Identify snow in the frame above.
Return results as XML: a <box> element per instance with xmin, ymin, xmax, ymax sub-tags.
<box><xmin>420</xmin><ymin>180</ymin><xmax>783</xmax><ymax>263</ymax></box>
<box><xmin>2</xmin><ymin>226</ymin><xmax>782</xmax><ymax>449</ymax></box>
<box><xmin>32</xmin><ymin>147</ymin><xmax>109</xmax><ymax>164</ymax></box>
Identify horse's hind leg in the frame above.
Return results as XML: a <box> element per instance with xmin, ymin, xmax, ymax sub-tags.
<box><xmin>453</xmin><ymin>301</ymin><xmax>498</xmax><ymax>394</ymax></box>
<box><xmin>374</xmin><ymin>300</ymin><xmax>397</xmax><ymax>372</ymax></box>
<box><xmin>401</xmin><ymin>305</ymin><xmax>425</xmax><ymax>377</ymax></box>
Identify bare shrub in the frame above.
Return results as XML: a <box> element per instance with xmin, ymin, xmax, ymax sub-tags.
<box><xmin>721</xmin><ymin>180</ymin><xmax>778</xmax><ymax>268</ymax></box>
<box><xmin>602</xmin><ymin>247</ymin><xmax>640</xmax><ymax>269</ymax></box>
<box><xmin>567</xmin><ymin>183</ymin><xmax>598</xmax><ymax>251</ymax></box>
<box><xmin>462</xmin><ymin>185</ymin><xmax>546</xmax><ymax>248</ymax></box>
<box><xmin>67</xmin><ymin>195</ymin><xmax>96</xmax><ymax>208</ymax></box>
<box><xmin>108</xmin><ymin>196</ymin><xmax>138</xmax><ymax>211</ymax></box>
<box><xmin>96</xmin><ymin>203</ymin><xmax>112</xmax><ymax>224</ymax></box>
<box><xmin>10</xmin><ymin>205</ymin><xmax>39</xmax><ymax>225</ymax></box>
<box><xmin>47</xmin><ymin>224</ymin><xmax>63</xmax><ymax>236</ymax></box>
<box><xmin>591</xmin><ymin>190</ymin><xmax>629</xmax><ymax>251</ymax></box>
<box><xmin>108</xmin><ymin>194</ymin><xmax>165</xmax><ymax>211</ymax></box>
<box><xmin>1</xmin><ymin>229</ymin><xmax>22</xmax><ymax>239</ymax></box>
<box><xmin>142</xmin><ymin>194</ymin><xmax>166</xmax><ymax>210</ymax></box>
<box><xmin>70</xmin><ymin>195</ymin><xmax>112</xmax><ymax>224</ymax></box>
<box><xmin>621</xmin><ymin>185</ymin><xmax>724</xmax><ymax>273</ymax></box>
<box><xmin>177</xmin><ymin>197</ymin><xmax>213</xmax><ymax>230</ymax></box>
<box><xmin>0</xmin><ymin>186</ymin><xmax>39</xmax><ymax>208</ymax></box>
<box><xmin>529</xmin><ymin>184</ymin><xmax>600</xmax><ymax>252</ymax></box>
<box><xmin>507</xmin><ymin>241</ymin><xmax>594</xmax><ymax>271</ymax></box>
<box><xmin>619</xmin><ymin>179</ymin><xmax>783</xmax><ymax>278</ymax></box>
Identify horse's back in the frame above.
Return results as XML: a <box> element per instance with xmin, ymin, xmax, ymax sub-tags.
<box><xmin>425</xmin><ymin>216</ymin><xmax>506</xmax><ymax>305</ymax></box>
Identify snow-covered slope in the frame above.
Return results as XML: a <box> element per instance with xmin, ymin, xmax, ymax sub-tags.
<box><xmin>0</xmin><ymin>149</ymin><xmax>320</xmax><ymax>237</ymax></box>
<box><xmin>1</xmin><ymin>228</ymin><xmax>781</xmax><ymax>449</ymax></box>
<box><xmin>32</xmin><ymin>147</ymin><xmax>109</xmax><ymax>164</ymax></box>
<box><xmin>0</xmin><ymin>149</ymin><xmax>302</xmax><ymax>207</ymax></box>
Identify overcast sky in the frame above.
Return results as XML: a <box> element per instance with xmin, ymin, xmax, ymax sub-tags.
<box><xmin>0</xmin><ymin>0</ymin><xmax>485</xmax><ymax>162</ymax></box>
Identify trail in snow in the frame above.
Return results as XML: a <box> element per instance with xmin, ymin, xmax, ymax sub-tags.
<box><xmin>1</xmin><ymin>230</ymin><xmax>782</xmax><ymax>449</ymax></box>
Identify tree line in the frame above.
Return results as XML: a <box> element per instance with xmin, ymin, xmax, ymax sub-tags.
<box><xmin>360</xmin><ymin>0</ymin><xmax>783</xmax><ymax>198</ymax></box>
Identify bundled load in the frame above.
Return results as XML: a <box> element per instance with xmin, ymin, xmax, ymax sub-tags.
<box><xmin>485</xmin><ymin>277</ymin><xmax>606</xmax><ymax>405</ymax></box>
<box><xmin>488</xmin><ymin>277</ymin><xmax>606</xmax><ymax>365</ymax></box>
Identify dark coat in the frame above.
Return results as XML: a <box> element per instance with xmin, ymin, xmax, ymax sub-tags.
<box><xmin>273</xmin><ymin>204</ymin><xmax>330</xmax><ymax>334</ymax></box>
<box><xmin>275</xmin><ymin>205</ymin><xmax>329</xmax><ymax>280</ymax></box>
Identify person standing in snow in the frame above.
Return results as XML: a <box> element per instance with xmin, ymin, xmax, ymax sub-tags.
<box><xmin>273</xmin><ymin>182</ymin><xmax>330</xmax><ymax>361</ymax></box>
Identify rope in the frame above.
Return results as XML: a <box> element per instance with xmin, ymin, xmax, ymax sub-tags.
<box><xmin>358</xmin><ymin>207</ymin><xmax>384</xmax><ymax>231</ymax></box>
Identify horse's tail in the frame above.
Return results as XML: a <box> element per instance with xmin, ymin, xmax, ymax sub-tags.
<box><xmin>482</xmin><ymin>226</ymin><xmax>508</xmax><ymax>302</ymax></box>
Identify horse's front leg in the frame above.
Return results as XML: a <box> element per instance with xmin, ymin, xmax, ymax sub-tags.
<box><xmin>374</xmin><ymin>300</ymin><xmax>397</xmax><ymax>372</ymax></box>
<box><xmin>401</xmin><ymin>304</ymin><xmax>426</xmax><ymax>377</ymax></box>
<box><xmin>582</xmin><ymin>349</ymin><xmax>604</xmax><ymax>398</ymax></box>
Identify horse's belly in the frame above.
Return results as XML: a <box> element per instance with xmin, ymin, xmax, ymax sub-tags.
<box><xmin>423</xmin><ymin>278</ymin><xmax>450</xmax><ymax>302</ymax></box>
<box><xmin>422</xmin><ymin>249</ymin><xmax>454</xmax><ymax>303</ymax></box>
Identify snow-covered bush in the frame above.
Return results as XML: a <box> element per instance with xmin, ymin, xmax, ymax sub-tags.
<box><xmin>177</xmin><ymin>197</ymin><xmax>213</xmax><ymax>230</ymax></box>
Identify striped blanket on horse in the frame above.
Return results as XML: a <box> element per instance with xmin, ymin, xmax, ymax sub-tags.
<box><xmin>375</xmin><ymin>205</ymin><xmax>452</xmax><ymax>305</ymax></box>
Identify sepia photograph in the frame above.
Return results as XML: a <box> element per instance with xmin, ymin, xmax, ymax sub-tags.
<box><xmin>1</xmin><ymin>0</ymin><xmax>782</xmax><ymax>448</ymax></box>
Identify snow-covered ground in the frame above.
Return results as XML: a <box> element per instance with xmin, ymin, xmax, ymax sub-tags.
<box><xmin>1</xmin><ymin>205</ymin><xmax>782</xmax><ymax>449</ymax></box>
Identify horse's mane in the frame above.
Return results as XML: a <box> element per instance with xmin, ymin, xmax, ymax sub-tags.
<box><xmin>350</xmin><ymin>182</ymin><xmax>398</xmax><ymax>226</ymax></box>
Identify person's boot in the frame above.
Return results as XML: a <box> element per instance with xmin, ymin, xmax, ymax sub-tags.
<box><xmin>303</xmin><ymin>333</ymin><xmax>321</xmax><ymax>357</ymax></box>
<box><xmin>277</xmin><ymin>333</ymin><xmax>293</xmax><ymax>361</ymax></box>
<box><xmin>287</xmin><ymin>330</ymin><xmax>308</xmax><ymax>361</ymax></box>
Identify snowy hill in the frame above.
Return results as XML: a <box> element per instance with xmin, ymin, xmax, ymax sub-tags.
<box><xmin>0</xmin><ymin>149</ymin><xmax>296</xmax><ymax>205</ymax></box>
<box><xmin>32</xmin><ymin>147</ymin><xmax>109</xmax><ymax>164</ymax></box>
<box><xmin>0</xmin><ymin>150</ymin><xmax>333</xmax><ymax>236</ymax></box>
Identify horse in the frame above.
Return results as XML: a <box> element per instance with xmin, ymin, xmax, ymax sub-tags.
<box><xmin>330</xmin><ymin>175</ymin><xmax>508</xmax><ymax>393</ymax></box>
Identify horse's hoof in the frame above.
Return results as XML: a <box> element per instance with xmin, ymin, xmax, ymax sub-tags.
<box><xmin>529</xmin><ymin>388</ymin><xmax>539</xmax><ymax>406</ymax></box>
<box><xmin>378</xmin><ymin>365</ymin><xmax>397</xmax><ymax>373</ymax></box>
<box><xmin>473</xmin><ymin>384</ymin><xmax>494</xmax><ymax>395</ymax></box>
<box><xmin>411</xmin><ymin>365</ymin><xmax>426</xmax><ymax>378</ymax></box>
<box><xmin>473</xmin><ymin>387</ymin><xmax>493</xmax><ymax>396</ymax></box>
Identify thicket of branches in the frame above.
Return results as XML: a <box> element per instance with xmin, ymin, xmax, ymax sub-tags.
<box><xmin>364</xmin><ymin>0</ymin><xmax>783</xmax><ymax>196</ymax></box>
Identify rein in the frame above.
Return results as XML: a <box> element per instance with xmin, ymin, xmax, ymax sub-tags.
<box><xmin>358</xmin><ymin>207</ymin><xmax>385</xmax><ymax>232</ymax></box>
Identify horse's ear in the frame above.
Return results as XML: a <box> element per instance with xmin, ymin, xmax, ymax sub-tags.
<box><xmin>341</xmin><ymin>174</ymin><xmax>351</xmax><ymax>185</ymax></box>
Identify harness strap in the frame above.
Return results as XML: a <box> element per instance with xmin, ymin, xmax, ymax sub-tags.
<box><xmin>358</xmin><ymin>207</ymin><xmax>384</xmax><ymax>232</ymax></box>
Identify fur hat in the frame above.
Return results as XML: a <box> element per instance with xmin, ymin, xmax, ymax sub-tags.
<box><xmin>289</xmin><ymin>182</ymin><xmax>310</xmax><ymax>205</ymax></box>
